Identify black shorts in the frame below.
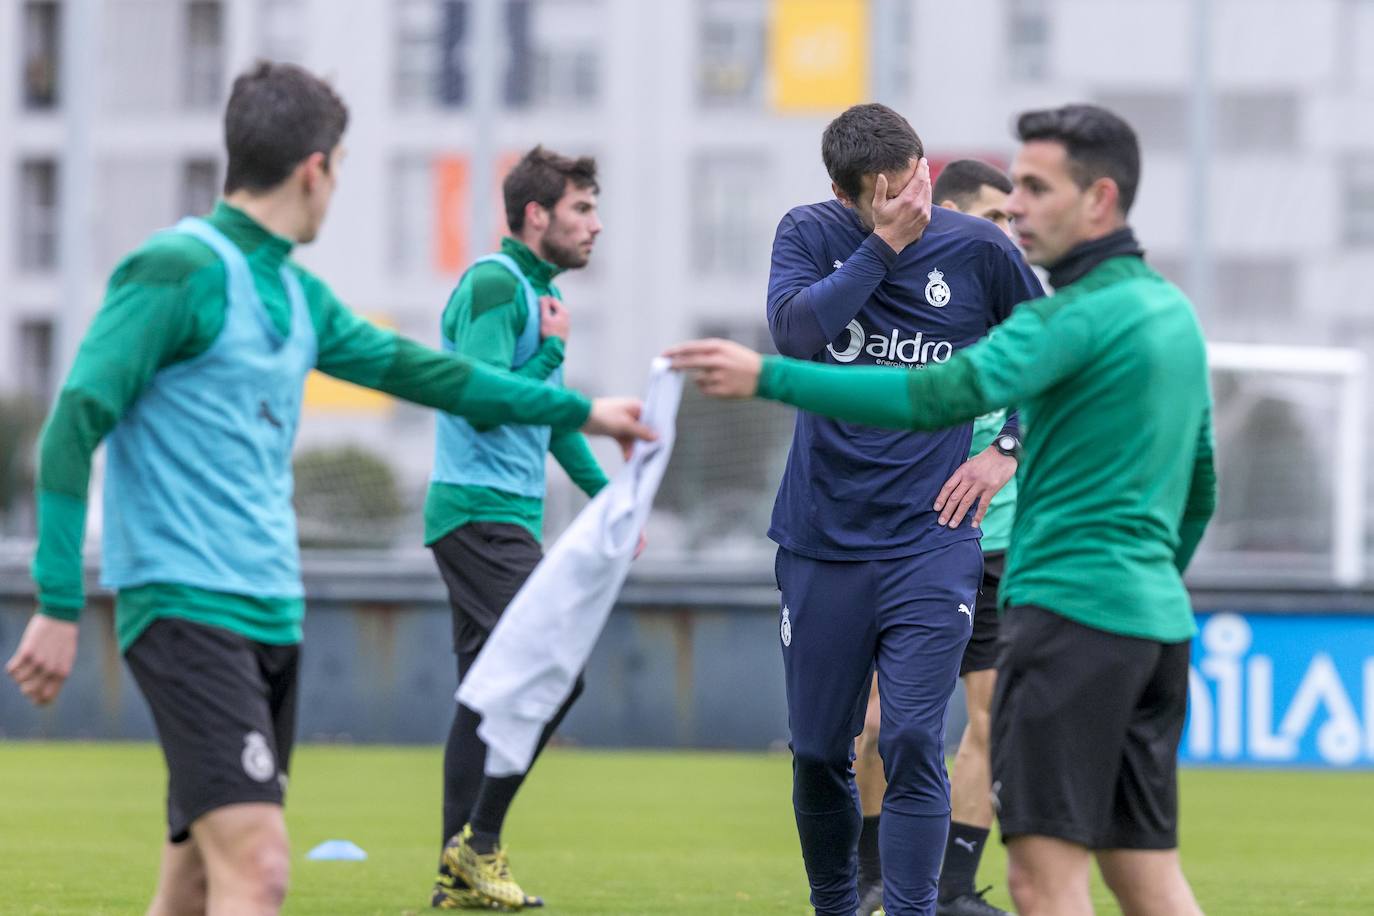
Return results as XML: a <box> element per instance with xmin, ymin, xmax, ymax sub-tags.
<box><xmin>960</xmin><ymin>550</ymin><xmax>1004</xmax><ymax>676</ymax></box>
<box><xmin>125</xmin><ymin>617</ymin><xmax>299</xmax><ymax>843</ymax></box>
<box><xmin>431</xmin><ymin>522</ymin><xmax>543</xmax><ymax>656</ymax></box>
<box><xmin>990</xmin><ymin>605</ymin><xmax>1190</xmax><ymax>850</ymax></box>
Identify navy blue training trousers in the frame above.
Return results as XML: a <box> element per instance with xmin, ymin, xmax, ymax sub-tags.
<box><xmin>776</xmin><ymin>539</ymin><xmax>982</xmax><ymax>916</ymax></box>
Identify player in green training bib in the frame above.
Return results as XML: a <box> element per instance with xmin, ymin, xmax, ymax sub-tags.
<box><xmin>670</xmin><ymin>104</ymin><xmax>1214</xmax><ymax>916</ymax></box>
<box><xmin>4</xmin><ymin>63</ymin><xmax>651</xmax><ymax>916</ymax></box>
<box><xmin>426</xmin><ymin>147</ymin><xmax>612</xmax><ymax>911</ymax></box>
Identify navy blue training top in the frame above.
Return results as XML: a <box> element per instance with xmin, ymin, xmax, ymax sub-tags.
<box><xmin>766</xmin><ymin>199</ymin><xmax>1045</xmax><ymax>561</ymax></box>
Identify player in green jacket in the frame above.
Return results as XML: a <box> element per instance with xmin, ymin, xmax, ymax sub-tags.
<box><xmin>670</xmin><ymin>104</ymin><xmax>1213</xmax><ymax>916</ymax></box>
<box><xmin>5</xmin><ymin>63</ymin><xmax>649</xmax><ymax>916</ymax></box>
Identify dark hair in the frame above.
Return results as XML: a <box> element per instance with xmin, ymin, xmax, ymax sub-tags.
<box><xmin>504</xmin><ymin>146</ymin><xmax>599</xmax><ymax>232</ymax></box>
<box><xmin>223</xmin><ymin>61</ymin><xmax>349</xmax><ymax>194</ymax></box>
<box><xmin>821</xmin><ymin>103</ymin><xmax>924</xmax><ymax>202</ymax></box>
<box><xmin>1015</xmin><ymin>104</ymin><xmax>1140</xmax><ymax>214</ymax></box>
<box><xmin>932</xmin><ymin>159</ymin><xmax>1012</xmax><ymax>208</ymax></box>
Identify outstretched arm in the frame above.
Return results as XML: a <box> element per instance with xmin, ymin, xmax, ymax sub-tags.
<box><xmin>310</xmin><ymin>287</ymin><xmax>652</xmax><ymax>448</ymax></box>
<box><xmin>668</xmin><ymin>300</ymin><xmax>1095</xmax><ymax>432</ymax></box>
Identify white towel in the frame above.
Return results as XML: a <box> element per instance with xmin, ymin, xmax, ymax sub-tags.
<box><xmin>457</xmin><ymin>358</ymin><xmax>683</xmax><ymax>776</ymax></box>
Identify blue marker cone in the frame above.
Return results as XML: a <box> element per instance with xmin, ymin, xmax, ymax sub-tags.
<box><xmin>306</xmin><ymin>839</ymin><xmax>368</xmax><ymax>861</ymax></box>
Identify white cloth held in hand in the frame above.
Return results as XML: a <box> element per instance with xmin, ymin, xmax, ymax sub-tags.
<box><xmin>457</xmin><ymin>358</ymin><xmax>683</xmax><ymax>776</ymax></box>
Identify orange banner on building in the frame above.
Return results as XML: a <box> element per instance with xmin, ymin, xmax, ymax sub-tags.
<box><xmin>436</xmin><ymin>155</ymin><xmax>469</xmax><ymax>274</ymax></box>
<box><xmin>434</xmin><ymin>152</ymin><xmax>528</xmax><ymax>273</ymax></box>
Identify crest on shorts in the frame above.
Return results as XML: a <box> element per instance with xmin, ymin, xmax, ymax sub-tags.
<box><xmin>242</xmin><ymin>730</ymin><xmax>276</xmax><ymax>783</ymax></box>
<box><xmin>780</xmin><ymin>606</ymin><xmax>792</xmax><ymax>647</ymax></box>
<box><xmin>958</xmin><ymin>603</ymin><xmax>973</xmax><ymax>624</ymax></box>
<box><xmin>925</xmin><ymin>268</ymin><xmax>951</xmax><ymax>307</ymax></box>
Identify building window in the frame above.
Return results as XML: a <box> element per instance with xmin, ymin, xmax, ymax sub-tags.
<box><xmin>181</xmin><ymin>158</ymin><xmax>220</xmax><ymax>217</ymax></box>
<box><xmin>1093</xmin><ymin>92</ymin><xmax>1188</xmax><ymax>151</ymax></box>
<box><xmin>184</xmin><ymin>0</ymin><xmax>223</xmax><ymax>109</ymax></box>
<box><xmin>1344</xmin><ymin>155</ymin><xmax>1374</xmax><ymax>247</ymax></box>
<box><xmin>697</xmin><ymin>0</ymin><xmax>766</xmax><ymax>107</ymax></box>
<box><xmin>98</xmin><ymin>158</ymin><xmax>179</xmax><ymax>269</ymax></box>
<box><xmin>1006</xmin><ymin>0</ymin><xmax>1050</xmax><ymax>82</ymax></box>
<box><xmin>184</xmin><ymin>0</ymin><xmax>225</xmax><ymax>110</ymax></box>
<box><xmin>506</xmin><ymin>0</ymin><xmax>601</xmax><ymax>109</ymax></box>
<box><xmin>396</xmin><ymin>0</ymin><xmax>601</xmax><ymax>111</ymax></box>
<box><xmin>17</xmin><ymin>319</ymin><xmax>55</xmax><ymax>403</ymax></box>
<box><xmin>260</xmin><ymin>0</ymin><xmax>306</xmax><ymax>64</ymax></box>
<box><xmin>391</xmin><ymin>156</ymin><xmax>436</xmax><ymax>275</ymax></box>
<box><xmin>22</xmin><ymin>1</ymin><xmax>61</xmax><ymax>110</ymax></box>
<box><xmin>1216</xmin><ymin>92</ymin><xmax>1299</xmax><ymax>153</ymax></box>
<box><xmin>396</xmin><ymin>0</ymin><xmax>468</xmax><ymax>109</ymax></box>
<box><xmin>880</xmin><ymin>0</ymin><xmax>913</xmax><ymax>101</ymax></box>
<box><xmin>1095</xmin><ymin>91</ymin><xmax>1300</xmax><ymax>156</ymax></box>
<box><xmin>17</xmin><ymin>160</ymin><xmax>59</xmax><ymax>273</ymax></box>
<box><xmin>692</xmin><ymin>153</ymin><xmax>771</xmax><ymax>275</ymax></box>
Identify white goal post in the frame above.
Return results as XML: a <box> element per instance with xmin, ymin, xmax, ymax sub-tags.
<box><xmin>1208</xmin><ymin>342</ymin><xmax>1368</xmax><ymax>587</ymax></box>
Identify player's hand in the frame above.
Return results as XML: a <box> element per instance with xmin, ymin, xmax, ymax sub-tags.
<box><xmin>583</xmin><ymin>397</ymin><xmax>656</xmax><ymax>455</ymax></box>
<box><xmin>872</xmin><ymin>157</ymin><xmax>932</xmax><ymax>254</ymax></box>
<box><xmin>935</xmin><ymin>446</ymin><xmax>1017</xmax><ymax>529</ymax></box>
<box><xmin>5</xmin><ymin>614</ymin><xmax>78</xmax><ymax>706</ymax></box>
<box><xmin>664</xmin><ymin>339</ymin><xmax>763</xmax><ymax>398</ymax></box>
<box><xmin>539</xmin><ymin>296</ymin><xmax>570</xmax><ymax>342</ymax></box>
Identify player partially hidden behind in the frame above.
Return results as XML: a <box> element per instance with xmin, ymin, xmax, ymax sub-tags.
<box><xmin>670</xmin><ymin>103</ymin><xmax>1214</xmax><ymax>916</ymax></box>
<box><xmin>852</xmin><ymin>159</ymin><xmax>1027</xmax><ymax>916</ymax></box>
<box><xmin>4</xmin><ymin>62</ymin><xmax>649</xmax><ymax>916</ymax></box>
<box><xmin>426</xmin><ymin>147</ymin><xmax>614</xmax><ymax>911</ymax></box>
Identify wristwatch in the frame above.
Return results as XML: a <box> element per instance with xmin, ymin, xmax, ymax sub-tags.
<box><xmin>993</xmin><ymin>433</ymin><xmax>1021</xmax><ymax>461</ymax></box>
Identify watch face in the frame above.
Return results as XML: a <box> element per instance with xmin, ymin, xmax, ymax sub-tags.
<box><xmin>998</xmin><ymin>436</ymin><xmax>1016</xmax><ymax>450</ymax></box>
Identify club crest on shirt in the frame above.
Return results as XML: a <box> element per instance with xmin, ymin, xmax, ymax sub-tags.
<box><xmin>780</xmin><ymin>606</ymin><xmax>792</xmax><ymax>647</ymax></box>
<box><xmin>925</xmin><ymin>268</ymin><xmax>951</xmax><ymax>308</ymax></box>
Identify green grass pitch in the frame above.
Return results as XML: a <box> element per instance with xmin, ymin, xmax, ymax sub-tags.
<box><xmin>0</xmin><ymin>743</ymin><xmax>1371</xmax><ymax>914</ymax></box>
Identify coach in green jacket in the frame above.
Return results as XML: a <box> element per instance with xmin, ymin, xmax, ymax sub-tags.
<box><xmin>669</xmin><ymin>104</ymin><xmax>1214</xmax><ymax>916</ymax></box>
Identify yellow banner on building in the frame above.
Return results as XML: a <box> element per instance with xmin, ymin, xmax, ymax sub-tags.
<box><xmin>769</xmin><ymin>0</ymin><xmax>869</xmax><ymax>113</ymax></box>
<box><xmin>304</xmin><ymin>314</ymin><xmax>396</xmax><ymax>414</ymax></box>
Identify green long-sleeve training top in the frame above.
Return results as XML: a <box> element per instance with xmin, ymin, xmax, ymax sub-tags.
<box><xmin>757</xmin><ymin>255</ymin><xmax>1217</xmax><ymax>643</ymax></box>
<box><xmin>423</xmin><ymin>236</ymin><xmax>608</xmax><ymax>545</ymax></box>
<box><xmin>34</xmin><ymin>202</ymin><xmax>592</xmax><ymax>649</ymax></box>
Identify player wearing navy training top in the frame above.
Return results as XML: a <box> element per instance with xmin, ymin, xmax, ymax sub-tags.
<box><xmin>765</xmin><ymin>105</ymin><xmax>1042</xmax><ymax>916</ymax></box>
<box><xmin>853</xmin><ymin>159</ymin><xmax>1026</xmax><ymax>916</ymax></box>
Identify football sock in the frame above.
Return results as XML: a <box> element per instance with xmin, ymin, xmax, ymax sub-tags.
<box><xmin>938</xmin><ymin>821</ymin><xmax>990</xmax><ymax>901</ymax></box>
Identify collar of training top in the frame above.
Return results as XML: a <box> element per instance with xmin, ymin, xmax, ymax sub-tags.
<box><xmin>1047</xmin><ymin>226</ymin><xmax>1144</xmax><ymax>290</ymax></box>
<box><xmin>212</xmin><ymin>200</ymin><xmax>295</xmax><ymax>261</ymax></box>
<box><xmin>500</xmin><ymin>235</ymin><xmax>561</xmax><ymax>284</ymax></box>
